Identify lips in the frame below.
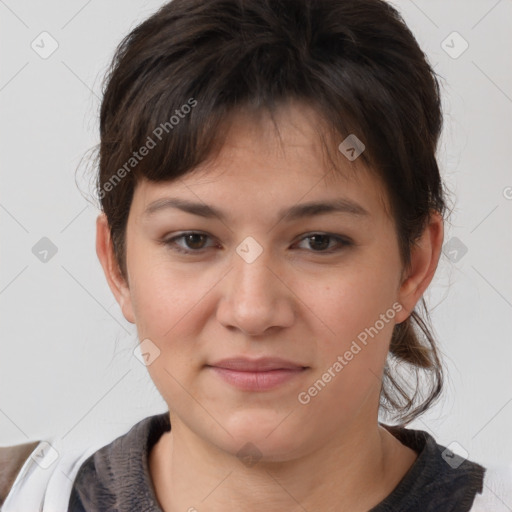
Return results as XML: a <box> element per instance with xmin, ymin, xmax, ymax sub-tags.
<box><xmin>207</xmin><ymin>357</ymin><xmax>306</xmax><ymax>372</ymax></box>
<box><xmin>206</xmin><ymin>357</ymin><xmax>308</xmax><ymax>391</ymax></box>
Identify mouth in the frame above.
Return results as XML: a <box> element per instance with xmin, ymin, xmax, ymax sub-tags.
<box><xmin>205</xmin><ymin>357</ymin><xmax>309</xmax><ymax>392</ymax></box>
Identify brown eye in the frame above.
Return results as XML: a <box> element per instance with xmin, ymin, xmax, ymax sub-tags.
<box><xmin>162</xmin><ymin>231</ymin><xmax>352</xmax><ymax>256</ymax></box>
<box><xmin>182</xmin><ymin>233</ymin><xmax>208</xmax><ymax>250</ymax></box>
<box><xmin>162</xmin><ymin>232</ymin><xmax>216</xmax><ymax>254</ymax></box>
<box><xmin>295</xmin><ymin>233</ymin><xmax>353</xmax><ymax>253</ymax></box>
<box><xmin>307</xmin><ymin>234</ymin><xmax>331</xmax><ymax>251</ymax></box>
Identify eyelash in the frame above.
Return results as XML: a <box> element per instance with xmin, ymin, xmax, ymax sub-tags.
<box><xmin>160</xmin><ymin>231</ymin><xmax>353</xmax><ymax>255</ymax></box>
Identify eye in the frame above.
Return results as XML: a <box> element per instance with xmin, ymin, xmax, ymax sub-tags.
<box><xmin>162</xmin><ymin>232</ymin><xmax>217</xmax><ymax>254</ymax></box>
<box><xmin>161</xmin><ymin>231</ymin><xmax>353</xmax><ymax>256</ymax></box>
<box><xmin>294</xmin><ymin>233</ymin><xmax>353</xmax><ymax>253</ymax></box>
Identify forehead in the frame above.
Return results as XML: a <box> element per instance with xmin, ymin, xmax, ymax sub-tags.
<box><xmin>131</xmin><ymin>102</ymin><xmax>393</xmax><ymax>222</ymax></box>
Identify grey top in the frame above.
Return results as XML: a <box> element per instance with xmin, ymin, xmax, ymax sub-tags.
<box><xmin>67</xmin><ymin>412</ymin><xmax>486</xmax><ymax>511</ymax></box>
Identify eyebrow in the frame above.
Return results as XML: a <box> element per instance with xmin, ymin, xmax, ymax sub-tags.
<box><xmin>143</xmin><ymin>196</ymin><xmax>369</xmax><ymax>222</ymax></box>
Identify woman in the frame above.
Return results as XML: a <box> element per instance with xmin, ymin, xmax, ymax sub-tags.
<box><xmin>1</xmin><ymin>0</ymin><xmax>511</xmax><ymax>510</ymax></box>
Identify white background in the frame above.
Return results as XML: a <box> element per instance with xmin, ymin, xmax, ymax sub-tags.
<box><xmin>1</xmin><ymin>0</ymin><xmax>511</xmax><ymax>469</ymax></box>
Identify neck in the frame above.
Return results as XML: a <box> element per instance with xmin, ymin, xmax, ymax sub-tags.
<box><xmin>149</xmin><ymin>413</ymin><xmax>417</xmax><ymax>512</ymax></box>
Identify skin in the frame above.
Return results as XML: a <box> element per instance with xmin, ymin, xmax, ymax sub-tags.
<box><xmin>96</xmin><ymin>102</ymin><xmax>444</xmax><ymax>511</ymax></box>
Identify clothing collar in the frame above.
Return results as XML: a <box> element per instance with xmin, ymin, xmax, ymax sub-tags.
<box><xmin>68</xmin><ymin>413</ymin><xmax>485</xmax><ymax>511</ymax></box>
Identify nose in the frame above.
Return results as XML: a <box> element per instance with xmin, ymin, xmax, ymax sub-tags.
<box><xmin>216</xmin><ymin>243</ymin><xmax>295</xmax><ymax>336</ymax></box>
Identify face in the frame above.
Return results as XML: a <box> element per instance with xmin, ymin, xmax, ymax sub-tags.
<box><xmin>99</xmin><ymin>103</ymin><xmax>432</xmax><ymax>462</ymax></box>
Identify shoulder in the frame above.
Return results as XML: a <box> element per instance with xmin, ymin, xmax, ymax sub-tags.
<box><xmin>2</xmin><ymin>413</ymin><xmax>170</xmax><ymax>512</ymax></box>
<box><xmin>0</xmin><ymin>437</ymin><xmax>105</xmax><ymax>512</ymax></box>
<box><xmin>386</xmin><ymin>424</ymin><xmax>512</xmax><ymax>512</ymax></box>
<box><xmin>69</xmin><ymin>412</ymin><xmax>170</xmax><ymax>510</ymax></box>
<box><xmin>470</xmin><ymin>464</ymin><xmax>512</xmax><ymax>512</ymax></box>
<box><xmin>380</xmin><ymin>424</ymin><xmax>486</xmax><ymax>511</ymax></box>
<box><xmin>0</xmin><ymin>441</ymin><xmax>40</xmax><ymax>506</ymax></box>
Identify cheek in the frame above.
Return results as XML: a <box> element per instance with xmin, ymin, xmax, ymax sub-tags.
<box><xmin>127</xmin><ymin>253</ymin><xmax>225</xmax><ymax>375</ymax></box>
<box><xmin>298</xmin><ymin>280</ymin><xmax>397</xmax><ymax>425</ymax></box>
<box><xmin>128</xmin><ymin>247</ymin><xmax>208</xmax><ymax>338</ymax></box>
<box><xmin>306</xmin><ymin>256</ymin><xmax>401</xmax><ymax>405</ymax></box>
<box><xmin>128</xmin><ymin>265</ymin><xmax>208</xmax><ymax>408</ymax></box>
<box><xmin>314</xmin><ymin>264</ymin><xmax>400</xmax><ymax>346</ymax></box>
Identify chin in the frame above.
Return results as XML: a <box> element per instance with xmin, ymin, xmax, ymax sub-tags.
<box><xmin>213</xmin><ymin>410</ymin><xmax>309</xmax><ymax>463</ymax></box>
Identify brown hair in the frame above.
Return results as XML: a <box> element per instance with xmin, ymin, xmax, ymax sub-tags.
<box><xmin>95</xmin><ymin>0</ymin><xmax>448</xmax><ymax>425</ymax></box>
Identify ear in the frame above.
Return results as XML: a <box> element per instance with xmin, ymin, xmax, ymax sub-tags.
<box><xmin>394</xmin><ymin>211</ymin><xmax>444</xmax><ymax>324</ymax></box>
<box><xmin>95</xmin><ymin>213</ymin><xmax>136</xmax><ymax>324</ymax></box>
